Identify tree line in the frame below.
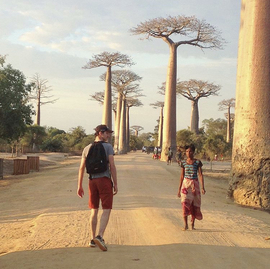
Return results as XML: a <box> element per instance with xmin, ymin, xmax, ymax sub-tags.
<box><xmin>0</xmin><ymin>117</ymin><xmax>232</xmax><ymax>161</ymax></box>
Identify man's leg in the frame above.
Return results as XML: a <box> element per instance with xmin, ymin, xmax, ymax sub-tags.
<box><xmin>98</xmin><ymin>209</ymin><xmax>111</xmax><ymax>237</ymax></box>
<box><xmin>90</xmin><ymin>208</ymin><xmax>98</xmax><ymax>240</ymax></box>
<box><xmin>94</xmin><ymin>209</ymin><xmax>111</xmax><ymax>251</ymax></box>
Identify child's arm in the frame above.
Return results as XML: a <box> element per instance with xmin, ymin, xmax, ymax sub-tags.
<box><xmin>177</xmin><ymin>167</ymin><xmax>185</xmax><ymax>197</ymax></box>
<box><xmin>198</xmin><ymin>165</ymin><xmax>206</xmax><ymax>194</ymax></box>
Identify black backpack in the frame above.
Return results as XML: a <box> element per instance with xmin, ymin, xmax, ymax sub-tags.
<box><xmin>85</xmin><ymin>141</ymin><xmax>108</xmax><ymax>175</ymax></box>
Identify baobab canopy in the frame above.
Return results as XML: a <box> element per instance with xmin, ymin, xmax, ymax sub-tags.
<box><xmin>130</xmin><ymin>15</ymin><xmax>225</xmax><ymax>50</ymax></box>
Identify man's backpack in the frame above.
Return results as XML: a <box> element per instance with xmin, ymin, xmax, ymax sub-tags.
<box><xmin>85</xmin><ymin>141</ymin><xmax>108</xmax><ymax>175</ymax></box>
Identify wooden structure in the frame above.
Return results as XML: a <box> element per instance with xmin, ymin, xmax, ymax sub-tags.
<box><xmin>13</xmin><ymin>159</ymin><xmax>29</xmax><ymax>175</ymax></box>
<box><xmin>27</xmin><ymin>156</ymin><xmax>39</xmax><ymax>171</ymax></box>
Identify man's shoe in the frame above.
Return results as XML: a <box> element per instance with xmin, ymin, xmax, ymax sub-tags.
<box><xmin>93</xmin><ymin>235</ymin><xmax>107</xmax><ymax>251</ymax></box>
<box><xmin>89</xmin><ymin>239</ymin><xmax>95</xmax><ymax>247</ymax></box>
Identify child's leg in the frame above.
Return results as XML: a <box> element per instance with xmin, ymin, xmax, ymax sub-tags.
<box><xmin>191</xmin><ymin>216</ymin><xmax>195</xmax><ymax>230</ymax></box>
<box><xmin>182</xmin><ymin>216</ymin><xmax>188</xmax><ymax>230</ymax></box>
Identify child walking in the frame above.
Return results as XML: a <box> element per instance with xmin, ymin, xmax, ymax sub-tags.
<box><xmin>177</xmin><ymin>144</ymin><xmax>206</xmax><ymax>230</ymax></box>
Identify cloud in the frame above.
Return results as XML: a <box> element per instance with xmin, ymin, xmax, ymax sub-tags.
<box><xmin>2</xmin><ymin>0</ymin><xmax>240</xmax><ymax>59</ymax></box>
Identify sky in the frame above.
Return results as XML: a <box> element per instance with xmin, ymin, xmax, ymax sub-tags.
<box><xmin>0</xmin><ymin>0</ymin><xmax>241</xmax><ymax>135</ymax></box>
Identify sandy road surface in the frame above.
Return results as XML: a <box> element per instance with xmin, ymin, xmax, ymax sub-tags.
<box><xmin>0</xmin><ymin>152</ymin><xmax>269</xmax><ymax>269</ymax></box>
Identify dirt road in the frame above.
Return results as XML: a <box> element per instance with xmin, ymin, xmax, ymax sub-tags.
<box><xmin>0</xmin><ymin>152</ymin><xmax>269</xmax><ymax>269</ymax></box>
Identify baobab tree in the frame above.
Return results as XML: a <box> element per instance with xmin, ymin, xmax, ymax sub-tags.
<box><xmin>218</xmin><ymin>98</ymin><xmax>235</xmax><ymax>142</ymax></box>
<box><xmin>89</xmin><ymin>92</ymin><xmax>105</xmax><ymax>105</ymax></box>
<box><xmin>118</xmin><ymin>92</ymin><xmax>143</xmax><ymax>154</ymax></box>
<box><xmin>131</xmin><ymin>15</ymin><xmax>225</xmax><ymax>160</ymax></box>
<box><xmin>150</xmin><ymin>101</ymin><xmax>164</xmax><ymax>148</ymax></box>
<box><xmin>229</xmin><ymin>0</ymin><xmax>270</xmax><ymax>209</ymax></box>
<box><xmin>89</xmin><ymin>91</ymin><xmax>118</xmax><ymax>119</ymax></box>
<box><xmin>101</xmin><ymin>69</ymin><xmax>143</xmax><ymax>154</ymax></box>
<box><xmin>224</xmin><ymin>112</ymin><xmax>235</xmax><ymax>142</ymax></box>
<box><xmin>131</xmin><ymin>125</ymin><xmax>144</xmax><ymax>136</ymax></box>
<box><xmin>83</xmin><ymin>51</ymin><xmax>134</xmax><ymax>132</ymax></box>
<box><xmin>177</xmin><ymin>79</ymin><xmax>220</xmax><ymax>134</ymax></box>
<box><xmin>30</xmin><ymin>73</ymin><xmax>57</xmax><ymax>126</ymax></box>
<box><xmin>126</xmin><ymin>98</ymin><xmax>143</xmax><ymax>151</ymax></box>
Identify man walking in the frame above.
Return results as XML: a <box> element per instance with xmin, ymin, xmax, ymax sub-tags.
<box><xmin>77</xmin><ymin>124</ymin><xmax>118</xmax><ymax>251</ymax></box>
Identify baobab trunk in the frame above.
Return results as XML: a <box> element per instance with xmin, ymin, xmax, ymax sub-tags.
<box><xmin>161</xmin><ymin>44</ymin><xmax>177</xmax><ymax>160</ymax></box>
<box><xmin>118</xmin><ymin>98</ymin><xmax>127</xmax><ymax>154</ymax></box>
<box><xmin>102</xmin><ymin>66</ymin><xmax>112</xmax><ymax>131</ymax></box>
<box><xmin>229</xmin><ymin>0</ymin><xmax>270</xmax><ymax>209</ymax></box>
<box><xmin>126</xmin><ymin>106</ymin><xmax>130</xmax><ymax>152</ymax></box>
<box><xmin>158</xmin><ymin>106</ymin><xmax>163</xmax><ymax>148</ymax></box>
<box><xmin>35</xmin><ymin>93</ymin><xmax>41</xmax><ymax>126</ymax></box>
<box><xmin>190</xmin><ymin>100</ymin><xmax>199</xmax><ymax>134</ymax></box>
<box><xmin>226</xmin><ymin>107</ymin><xmax>231</xmax><ymax>143</ymax></box>
<box><xmin>113</xmin><ymin>92</ymin><xmax>122</xmax><ymax>153</ymax></box>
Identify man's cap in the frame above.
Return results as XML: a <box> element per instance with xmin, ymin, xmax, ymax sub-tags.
<box><xmin>95</xmin><ymin>124</ymin><xmax>114</xmax><ymax>133</ymax></box>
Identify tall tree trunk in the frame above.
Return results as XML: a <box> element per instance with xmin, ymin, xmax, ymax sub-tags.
<box><xmin>190</xmin><ymin>99</ymin><xmax>199</xmax><ymax>134</ymax></box>
<box><xmin>103</xmin><ymin>66</ymin><xmax>112</xmax><ymax>143</ymax></box>
<box><xmin>113</xmin><ymin>92</ymin><xmax>122</xmax><ymax>154</ymax></box>
<box><xmin>226</xmin><ymin>106</ymin><xmax>231</xmax><ymax>143</ymax></box>
<box><xmin>161</xmin><ymin>43</ymin><xmax>177</xmax><ymax>160</ymax></box>
<box><xmin>126</xmin><ymin>106</ymin><xmax>130</xmax><ymax>152</ymax></box>
<box><xmin>158</xmin><ymin>106</ymin><xmax>163</xmax><ymax>148</ymax></box>
<box><xmin>229</xmin><ymin>0</ymin><xmax>270</xmax><ymax>209</ymax></box>
<box><xmin>35</xmin><ymin>92</ymin><xmax>41</xmax><ymax>125</ymax></box>
<box><xmin>118</xmin><ymin>98</ymin><xmax>127</xmax><ymax>154</ymax></box>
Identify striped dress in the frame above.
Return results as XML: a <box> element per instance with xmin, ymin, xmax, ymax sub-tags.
<box><xmin>180</xmin><ymin>159</ymin><xmax>203</xmax><ymax>220</ymax></box>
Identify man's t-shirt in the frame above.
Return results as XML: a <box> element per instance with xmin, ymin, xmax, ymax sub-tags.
<box><xmin>82</xmin><ymin>142</ymin><xmax>114</xmax><ymax>179</ymax></box>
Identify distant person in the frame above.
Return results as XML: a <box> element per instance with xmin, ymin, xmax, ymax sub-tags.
<box><xmin>177</xmin><ymin>144</ymin><xmax>206</xmax><ymax>230</ymax></box>
<box><xmin>77</xmin><ymin>124</ymin><xmax>118</xmax><ymax>251</ymax></box>
<box><xmin>176</xmin><ymin>148</ymin><xmax>182</xmax><ymax>166</ymax></box>
<box><xmin>153</xmin><ymin>147</ymin><xmax>159</xmax><ymax>160</ymax></box>
<box><xmin>167</xmin><ymin>147</ymin><xmax>173</xmax><ymax>165</ymax></box>
<box><xmin>153</xmin><ymin>147</ymin><xmax>157</xmax><ymax>159</ymax></box>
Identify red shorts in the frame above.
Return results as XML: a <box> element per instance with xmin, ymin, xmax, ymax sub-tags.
<box><xmin>88</xmin><ymin>177</ymin><xmax>113</xmax><ymax>209</ymax></box>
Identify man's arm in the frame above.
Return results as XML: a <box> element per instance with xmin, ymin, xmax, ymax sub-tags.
<box><xmin>109</xmin><ymin>155</ymin><xmax>118</xmax><ymax>195</ymax></box>
<box><xmin>77</xmin><ymin>157</ymin><xmax>86</xmax><ymax>198</ymax></box>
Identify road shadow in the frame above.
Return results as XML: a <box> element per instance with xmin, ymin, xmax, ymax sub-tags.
<box><xmin>0</xmin><ymin>243</ymin><xmax>269</xmax><ymax>269</ymax></box>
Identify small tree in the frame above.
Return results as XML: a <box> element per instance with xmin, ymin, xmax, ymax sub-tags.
<box><xmin>202</xmin><ymin>118</ymin><xmax>231</xmax><ymax>158</ymax></box>
<box><xmin>21</xmin><ymin>125</ymin><xmax>47</xmax><ymax>152</ymax></box>
<box><xmin>65</xmin><ymin>126</ymin><xmax>87</xmax><ymax>150</ymax></box>
<box><xmin>89</xmin><ymin>92</ymin><xmax>105</xmax><ymax>105</ymax></box>
<box><xmin>131</xmin><ymin>125</ymin><xmax>144</xmax><ymax>136</ymax></box>
<box><xmin>0</xmin><ymin>54</ymin><xmax>6</xmax><ymax>67</ymax></box>
<box><xmin>0</xmin><ymin>64</ymin><xmax>33</xmax><ymax>142</ymax></box>
<box><xmin>218</xmin><ymin>98</ymin><xmax>235</xmax><ymax>142</ymax></box>
<box><xmin>129</xmin><ymin>135</ymin><xmax>144</xmax><ymax>151</ymax></box>
<box><xmin>202</xmin><ymin>118</ymin><xmax>227</xmax><ymax>139</ymax></box>
<box><xmin>204</xmin><ymin>134</ymin><xmax>229</xmax><ymax>160</ymax></box>
<box><xmin>177</xmin><ymin>79</ymin><xmax>220</xmax><ymax>134</ymax></box>
<box><xmin>150</xmin><ymin>101</ymin><xmax>164</xmax><ymax>148</ymax></box>
<box><xmin>30</xmin><ymin>73</ymin><xmax>58</xmax><ymax>126</ymax></box>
